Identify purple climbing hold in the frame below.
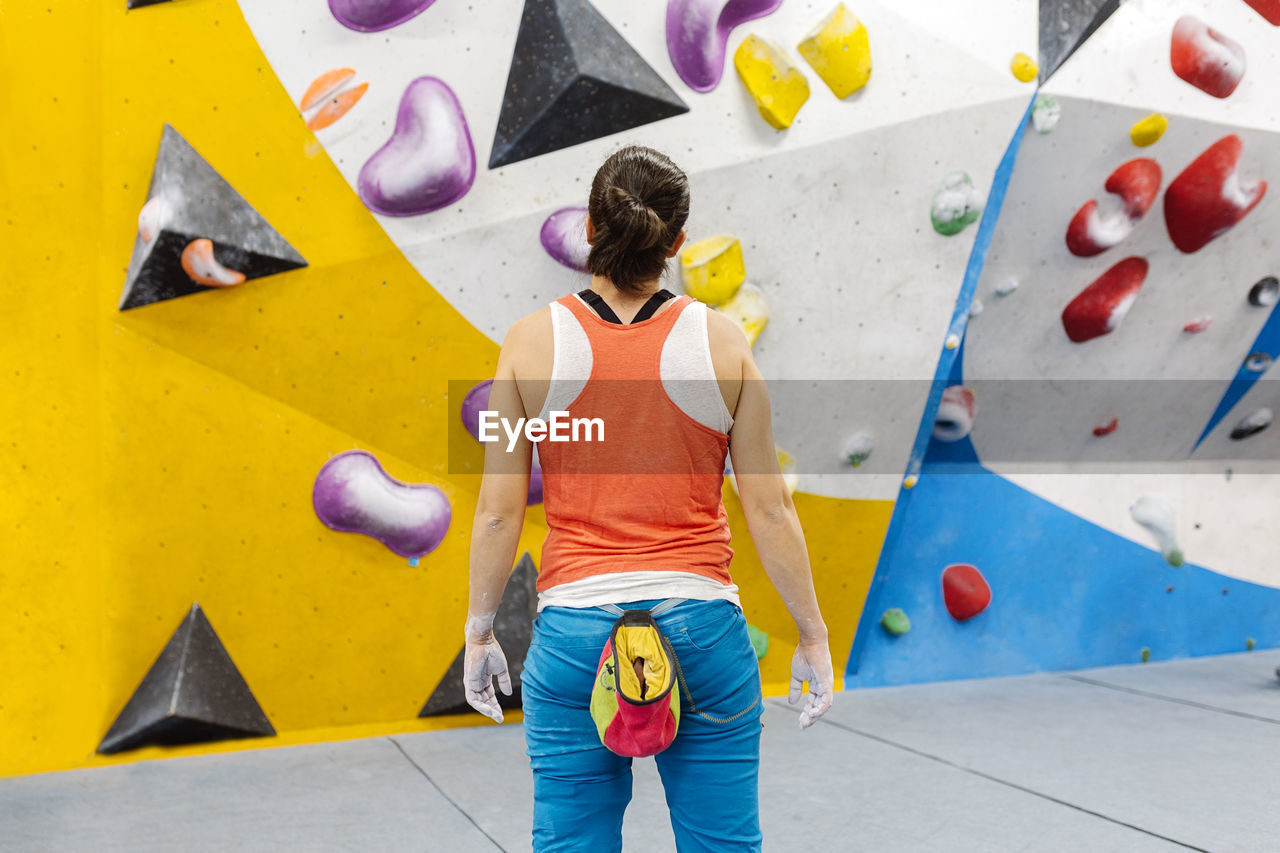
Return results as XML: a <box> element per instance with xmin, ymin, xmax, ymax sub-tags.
<box><xmin>541</xmin><ymin>207</ymin><xmax>591</xmax><ymax>271</ymax></box>
<box><xmin>358</xmin><ymin>76</ymin><xmax>475</xmax><ymax>217</ymax></box>
<box><xmin>313</xmin><ymin>450</ymin><xmax>452</xmax><ymax>558</ymax></box>
<box><xmin>459</xmin><ymin>378</ymin><xmax>544</xmax><ymax>506</ymax></box>
<box><xmin>329</xmin><ymin>0</ymin><xmax>438</xmax><ymax>33</ymax></box>
<box><xmin>666</xmin><ymin>0</ymin><xmax>784</xmax><ymax>92</ymax></box>
<box><xmin>461</xmin><ymin>379</ymin><xmax>494</xmax><ymax>441</ymax></box>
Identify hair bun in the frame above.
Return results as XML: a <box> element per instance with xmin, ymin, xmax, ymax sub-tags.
<box><xmin>605</xmin><ymin>185</ymin><xmax>666</xmax><ymax>252</ymax></box>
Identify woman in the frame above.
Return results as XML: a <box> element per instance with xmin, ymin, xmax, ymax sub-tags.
<box><xmin>463</xmin><ymin>145</ymin><xmax>833</xmax><ymax>852</ymax></box>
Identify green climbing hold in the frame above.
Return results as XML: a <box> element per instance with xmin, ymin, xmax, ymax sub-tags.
<box><xmin>1247</xmin><ymin>637</ymin><xmax>1256</xmax><ymax>651</ymax></box>
<box><xmin>930</xmin><ymin>171</ymin><xmax>983</xmax><ymax>236</ymax></box>
<box><xmin>880</xmin><ymin>608</ymin><xmax>911</xmax><ymax>636</ymax></box>
<box><xmin>1140</xmin><ymin>647</ymin><xmax>1151</xmax><ymax>663</ymax></box>
<box><xmin>1166</xmin><ymin>549</ymin><xmax>1185</xmax><ymax>568</ymax></box>
<box><xmin>1031</xmin><ymin>94</ymin><xmax>1060</xmax><ymax>133</ymax></box>
<box><xmin>746</xmin><ymin>623</ymin><xmax>769</xmax><ymax>659</ymax></box>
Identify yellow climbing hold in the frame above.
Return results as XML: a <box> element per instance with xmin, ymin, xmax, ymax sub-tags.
<box><xmin>679</xmin><ymin>235</ymin><xmax>746</xmax><ymax>306</ymax></box>
<box><xmin>1130</xmin><ymin>113</ymin><xmax>1168</xmax><ymax>147</ymax></box>
<box><xmin>903</xmin><ymin>474</ymin><xmax>919</xmax><ymax>490</ymax></box>
<box><xmin>1010</xmin><ymin>52</ymin><xmax>1038</xmax><ymax>82</ymax></box>
<box><xmin>716</xmin><ymin>282</ymin><xmax>769</xmax><ymax>346</ymax></box>
<box><xmin>733</xmin><ymin>35</ymin><xmax>811</xmax><ymax>129</ymax></box>
<box><xmin>797</xmin><ymin>3</ymin><xmax>872</xmax><ymax>99</ymax></box>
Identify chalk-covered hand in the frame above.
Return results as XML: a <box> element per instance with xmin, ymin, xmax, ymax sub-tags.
<box><xmin>462</xmin><ymin>612</ymin><xmax>512</xmax><ymax>723</ymax></box>
<box><xmin>788</xmin><ymin>638</ymin><xmax>834</xmax><ymax>729</ymax></box>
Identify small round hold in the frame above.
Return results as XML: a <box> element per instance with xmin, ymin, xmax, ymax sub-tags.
<box><xmin>1230</xmin><ymin>407</ymin><xmax>1272</xmax><ymax>440</ymax></box>
<box><xmin>903</xmin><ymin>474</ymin><xmax>919</xmax><ymax>490</ymax></box>
<box><xmin>841</xmin><ymin>432</ymin><xmax>875</xmax><ymax>468</ymax></box>
<box><xmin>945</xmin><ymin>334</ymin><xmax>960</xmax><ymax>350</ymax></box>
<box><xmin>968</xmin><ymin>297</ymin><xmax>985</xmax><ymax>318</ymax></box>
<box><xmin>880</xmin><ymin>608</ymin><xmax>911</xmax><ymax>636</ymax></box>
<box><xmin>1093</xmin><ymin>418</ymin><xmax>1118</xmax><ymax>437</ymax></box>
<box><xmin>995</xmin><ymin>278</ymin><xmax>1019</xmax><ymax>297</ymax></box>
<box><xmin>1244</xmin><ymin>352</ymin><xmax>1272</xmax><ymax>373</ymax></box>
<box><xmin>1248</xmin><ymin>276</ymin><xmax>1278</xmax><ymax>307</ymax></box>
<box><xmin>1140</xmin><ymin>647</ymin><xmax>1151</xmax><ymax>663</ymax></box>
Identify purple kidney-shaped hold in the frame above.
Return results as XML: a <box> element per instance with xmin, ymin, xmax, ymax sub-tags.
<box><xmin>461</xmin><ymin>379</ymin><xmax>494</xmax><ymax>440</ymax></box>
<box><xmin>329</xmin><ymin>0</ymin><xmax>438</xmax><ymax>33</ymax></box>
<box><xmin>313</xmin><ymin>450</ymin><xmax>452</xmax><ymax>558</ymax></box>
<box><xmin>540</xmin><ymin>207</ymin><xmax>591</xmax><ymax>271</ymax></box>
<box><xmin>460</xmin><ymin>378</ymin><xmax>544</xmax><ymax>506</ymax></box>
<box><xmin>358</xmin><ymin>76</ymin><xmax>475</xmax><ymax>217</ymax></box>
<box><xmin>667</xmin><ymin>0</ymin><xmax>784</xmax><ymax>92</ymax></box>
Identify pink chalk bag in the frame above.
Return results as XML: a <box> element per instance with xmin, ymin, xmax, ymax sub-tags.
<box><xmin>588</xmin><ymin>598</ymin><xmax>761</xmax><ymax>758</ymax></box>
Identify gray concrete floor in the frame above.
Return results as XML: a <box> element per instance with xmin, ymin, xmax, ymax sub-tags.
<box><xmin>2</xmin><ymin>653</ymin><xmax>1277</xmax><ymax>852</ymax></box>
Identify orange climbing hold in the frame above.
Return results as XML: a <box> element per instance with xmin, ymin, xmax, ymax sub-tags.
<box><xmin>301</xmin><ymin>67</ymin><xmax>357</xmax><ymax>110</ymax></box>
<box><xmin>181</xmin><ymin>239</ymin><xmax>246</xmax><ymax>287</ymax></box>
<box><xmin>307</xmin><ymin>82</ymin><xmax>370</xmax><ymax>131</ymax></box>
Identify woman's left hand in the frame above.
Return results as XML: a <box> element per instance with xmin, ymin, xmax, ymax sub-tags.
<box><xmin>788</xmin><ymin>637</ymin><xmax>834</xmax><ymax>729</ymax></box>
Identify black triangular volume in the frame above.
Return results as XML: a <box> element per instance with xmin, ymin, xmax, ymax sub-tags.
<box><xmin>118</xmin><ymin>124</ymin><xmax>307</xmax><ymax>311</ymax></box>
<box><xmin>489</xmin><ymin>0</ymin><xmax>688</xmax><ymax>169</ymax></box>
<box><xmin>127</xmin><ymin>0</ymin><xmax>175</xmax><ymax>7</ymax></box>
<box><xmin>420</xmin><ymin>553</ymin><xmax>539</xmax><ymax>717</ymax></box>
<box><xmin>98</xmin><ymin>603</ymin><xmax>275</xmax><ymax>754</ymax></box>
<box><xmin>1038</xmin><ymin>0</ymin><xmax>1122</xmax><ymax>83</ymax></box>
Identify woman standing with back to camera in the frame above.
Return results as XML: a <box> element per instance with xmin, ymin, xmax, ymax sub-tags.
<box><xmin>462</xmin><ymin>145</ymin><xmax>834</xmax><ymax>852</ymax></box>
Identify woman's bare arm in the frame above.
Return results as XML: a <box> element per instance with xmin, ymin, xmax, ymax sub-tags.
<box><xmin>712</xmin><ymin>311</ymin><xmax>833</xmax><ymax>727</ymax></box>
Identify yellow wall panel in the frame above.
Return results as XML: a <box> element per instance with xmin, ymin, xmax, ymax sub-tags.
<box><xmin>0</xmin><ymin>0</ymin><xmax>895</xmax><ymax>778</ymax></box>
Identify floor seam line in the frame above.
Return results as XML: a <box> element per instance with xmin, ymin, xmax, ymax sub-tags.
<box><xmin>787</xmin><ymin>707</ymin><xmax>1213</xmax><ymax>853</ymax></box>
<box><xmin>387</xmin><ymin>736</ymin><xmax>508</xmax><ymax>853</ymax></box>
<box><xmin>1057</xmin><ymin>675</ymin><xmax>1280</xmax><ymax>726</ymax></box>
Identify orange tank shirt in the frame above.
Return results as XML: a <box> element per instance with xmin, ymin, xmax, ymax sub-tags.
<box><xmin>535</xmin><ymin>294</ymin><xmax>735</xmax><ymax>594</ymax></box>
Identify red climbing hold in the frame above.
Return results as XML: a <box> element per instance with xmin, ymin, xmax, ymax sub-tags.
<box><xmin>1243</xmin><ymin>0</ymin><xmax>1280</xmax><ymax>26</ymax></box>
<box><xmin>1093</xmin><ymin>418</ymin><xmax>1119</xmax><ymax>437</ymax></box>
<box><xmin>941</xmin><ymin>563</ymin><xmax>991</xmax><ymax>622</ymax></box>
<box><xmin>1062</xmin><ymin>257</ymin><xmax>1149</xmax><ymax>343</ymax></box>
<box><xmin>1171</xmin><ymin>16</ymin><xmax>1246</xmax><ymax>99</ymax></box>
<box><xmin>1164</xmin><ymin>135</ymin><xmax>1266</xmax><ymax>253</ymax></box>
<box><xmin>1065</xmin><ymin>159</ymin><xmax>1162</xmax><ymax>257</ymax></box>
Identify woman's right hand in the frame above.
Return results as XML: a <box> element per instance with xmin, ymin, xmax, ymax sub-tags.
<box><xmin>788</xmin><ymin>637</ymin><xmax>834</xmax><ymax>729</ymax></box>
<box><xmin>462</xmin><ymin>613</ymin><xmax>512</xmax><ymax>723</ymax></box>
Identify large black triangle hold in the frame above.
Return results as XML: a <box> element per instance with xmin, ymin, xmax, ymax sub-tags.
<box><xmin>98</xmin><ymin>602</ymin><xmax>276</xmax><ymax>754</ymax></box>
<box><xmin>489</xmin><ymin>0</ymin><xmax>689</xmax><ymax>169</ymax></box>
<box><xmin>1038</xmin><ymin>0</ymin><xmax>1122</xmax><ymax>83</ymax></box>
<box><xmin>420</xmin><ymin>552</ymin><xmax>539</xmax><ymax>717</ymax></box>
<box><xmin>118</xmin><ymin>123</ymin><xmax>307</xmax><ymax>311</ymax></box>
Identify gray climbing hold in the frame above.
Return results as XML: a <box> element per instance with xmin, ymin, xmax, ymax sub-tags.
<box><xmin>98</xmin><ymin>602</ymin><xmax>275</xmax><ymax>754</ymax></box>
<box><xmin>119</xmin><ymin>124</ymin><xmax>307</xmax><ymax>311</ymax></box>
<box><xmin>489</xmin><ymin>0</ymin><xmax>689</xmax><ymax>169</ymax></box>
<box><xmin>1248</xmin><ymin>276</ymin><xmax>1278</xmax><ymax>307</ymax></box>
<box><xmin>1230</xmin><ymin>408</ymin><xmax>1273</xmax><ymax>441</ymax></box>
<box><xmin>1038</xmin><ymin>0</ymin><xmax>1121</xmax><ymax>82</ymax></box>
<box><xmin>420</xmin><ymin>552</ymin><xmax>538</xmax><ymax>716</ymax></box>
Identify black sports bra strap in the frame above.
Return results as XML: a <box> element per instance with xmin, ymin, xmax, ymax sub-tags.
<box><xmin>577</xmin><ymin>289</ymin><xmax>675</xmax><ymax>325</ymax></box>
<box><xmin>577</xmin><ymin>289</ymin><xmax>622</xmax><ymax>324</ymax></box>
<box><xmin>631</xmin><ymin>289</ymin><xmax>676</xmax><ymax>323</ymax></box>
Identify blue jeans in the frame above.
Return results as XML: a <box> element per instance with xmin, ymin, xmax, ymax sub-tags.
<box><xmin>521</xmin><ymin>598</ymin><xmax>765</xmax><ymax>852</ymax></box>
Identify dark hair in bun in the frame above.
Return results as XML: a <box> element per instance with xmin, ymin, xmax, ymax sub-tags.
<box><xmin>586</xmin><ymin>146</ymin><xmax>690</xmax><ymax>293</ymax></box>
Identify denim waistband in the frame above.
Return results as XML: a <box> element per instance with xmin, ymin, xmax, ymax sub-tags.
<box><xmin>535</xmin><ymin>598</ymin><xmax>737</xmax><ymax>647</ymax></box>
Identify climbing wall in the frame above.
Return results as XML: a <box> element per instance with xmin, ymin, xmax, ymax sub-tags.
<box><xmin>849</xmin><ymin>0</ymin><xmax>1280</xmax><ymax>687</ymax></box>
<box><xmin>5</xmin><ymin>0</ymin><xmax>1274</xmax><ymax>778</ymax></box>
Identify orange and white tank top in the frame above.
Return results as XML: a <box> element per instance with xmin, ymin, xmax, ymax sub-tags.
<box><xmin>535</xmin><ymin>292</ymin><xmax>740</xmax><ymax>612</ymax></box>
